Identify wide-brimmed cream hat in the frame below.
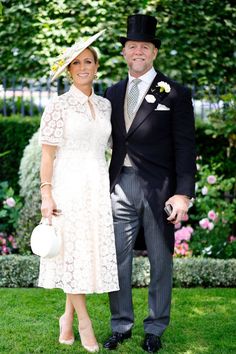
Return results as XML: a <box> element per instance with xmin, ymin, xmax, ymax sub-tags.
<box><xmin>50</xmin><ymin>29</ymin><xmax>105</xmax><ymax>82</ymax></box>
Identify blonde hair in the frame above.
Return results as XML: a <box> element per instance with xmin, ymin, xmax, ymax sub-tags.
<box><xmin>87</xmin><ymin>46</ymin><xmax>98</xmax><ymax>63</ymax></box>
<box><xmin>67</xmin><ymin>46</ymin><xmax>98</xmax><ymax>67</ymax></box>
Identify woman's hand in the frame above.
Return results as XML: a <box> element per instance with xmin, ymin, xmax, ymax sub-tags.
<box><xmin>41</xmin><ymin>195</ymin><xmax>57</xmax><ymax>224</ymax></box>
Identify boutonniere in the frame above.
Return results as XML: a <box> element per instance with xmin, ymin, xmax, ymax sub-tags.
<box><xmin>157</xmin><ymin>81</ymin><xmax>171</xmax><ymax>93</ymax></box>
<box><xmin>145</xmin><ymin>81</ymin><xmax>171</xmax><ymax>103</ymax></box>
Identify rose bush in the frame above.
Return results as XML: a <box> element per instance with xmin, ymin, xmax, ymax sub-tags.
<box><xmin>0</xmin><ymin>232</ymin><xmax>18</xmax><ymax>255</ymax></box>
<box><xmin>174</xmin><ymin>159</ymin><xmax>236</xmax><ymax>259</ymax></box>
<box><xmin>174</xmin><ymin>94</ymin><xmax>236</xmax><ymax>259</ymax></box>
<box><xmin>0</xmin><ymin>181</ymin><xmax>22</xmax><ymax>255</ymax></box>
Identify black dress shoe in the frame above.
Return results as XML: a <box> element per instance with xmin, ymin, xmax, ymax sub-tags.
<box><xmin>142</xmin><ymin>333</ymin><xmax>162</xmax><ymax>353</ymax></box>
<box><xmin>103</xmin><ymin>330</ymin><xmax>132</xmax><ymax>350</ymax></box>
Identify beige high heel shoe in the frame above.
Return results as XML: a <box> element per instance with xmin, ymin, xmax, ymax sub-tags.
<box><xmin>78</xmin><ymin>322</ymin><xmax>99</xmax><ymax>352</ymax></box>
<box><xmin>59</xmin><ymin>316</ymin><xmax>75</xmax><ymax>345</ymax></box>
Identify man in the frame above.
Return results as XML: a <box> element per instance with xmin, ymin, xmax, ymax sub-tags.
<box><xmin>104</xmin><ymin>14</ymin><xmax>196</xmax><ymax>353</ymax></box>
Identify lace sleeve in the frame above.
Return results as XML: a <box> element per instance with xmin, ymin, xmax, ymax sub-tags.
<box><xmin>39</xmin><ymin>96</ymin><xmax>64</xmax><ymax>146</ymax></box>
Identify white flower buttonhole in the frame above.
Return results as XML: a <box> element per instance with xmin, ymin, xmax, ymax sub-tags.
<box><xmin>157</xmin><ymin>81</ymin><xmax>171</xmax><ymax>93</ymax></box>
<box><xmin>145</xmin><ymin>94</ymin><xmax>156</xmax><ymax>103</ymax></box>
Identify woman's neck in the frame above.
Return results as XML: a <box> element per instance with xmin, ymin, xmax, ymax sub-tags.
<box><xmin>73</xmin><ymin>83</ymin><xmax>92</xmax><ymax>97</ymax></box>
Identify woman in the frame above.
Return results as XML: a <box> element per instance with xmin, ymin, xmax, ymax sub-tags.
<box><xmin>38</xmin><ymin>30</ymin><xmax>119</xmax><ymax>353</ymax></box>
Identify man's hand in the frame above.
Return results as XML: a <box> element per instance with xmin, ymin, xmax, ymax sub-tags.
<box><xmin>165</xmin><ymin>195</ymin><xmax>190</xmax><ymax>224</ymax></box>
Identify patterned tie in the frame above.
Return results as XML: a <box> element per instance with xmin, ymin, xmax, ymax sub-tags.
<box><xmin>127</xmin><ymin>78</ymin><xmax>141</xmax><ymax>119</ymax></box>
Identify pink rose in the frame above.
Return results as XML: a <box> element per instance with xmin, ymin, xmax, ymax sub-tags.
<box><xmin>228</xmin><ymin>236</ymin><xmax>236</xmax><ymax>243</ymax></box>
<box><xmin>199</xmin><ymin>218</ymin><xmax>214</xmax><ymax>230</ymax></box>
<box><xmin>174</xmin><ymin>241</ymin><xmax>189</xmax><ymax>256</ymax></box>
<box><xmin>4</xmin><ymin>197</ymin><xmax>16</xmax><ymax>208</ymax></box>
<box><xmin>208</xmin><ymin>210</ymin><xmax>217</xmax><ymax>221</ymax></box>
<box><xmin>182</xmin><ymin>241</ymin><xmax>189</xmax><ymax>251</ymax></box>
<box><xmin>2</xmin><ymin>245</ymin><xmax>8</xmax><ymax>254</ymax></box>
<box><xmin>175</xmin><ymin>222</ymin><xmax>181</xmax><ymax>230</ymax></box>
<box><xmin>207</xmin><ymin>175</ymin><xmax>216</xmax><ymax>184</ymax></box>
<box><xmin>199</xmin><ymin>218</ymin><xmax>209</xmax><ymax>229</ymax></box>
<box><xmin>174</xmin><ymin>246</ymin><xmax>181</xmax><ymax>255</ymax></box>
<box><xmin>186</xmin><ymin>226</ymin><xmax>194</xmax><ymax>234</ymax></box>
<box><xmin>208</xmin><ymin>222</ymin><xmax>214</xmax><ymax>230</ymax></box>
<box><xmin>201</xmin><ymin>186</ymin><xmax>208</xmax><ymax>195</ymax></box>
<box><xmin>182</xmin><ymin>213</ymin><xmax>189</xmax><ymax>222</ymax></box>
<box><xmin>174</xmin><ymin>232</ymin><xmax>182</xmax><ymax>244</ymax></box>
<box><xmin>175</xmin><ymin>226</ymin><xmax>192</xmax><ymax>243</ymax></box>
<box><xmin>1</xmin><ymin>238</ymin><xmax>6</xmax><ymax>245</ymax></box>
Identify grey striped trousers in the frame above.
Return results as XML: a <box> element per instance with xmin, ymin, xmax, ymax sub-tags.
<box><xmin>109</xmin><ymin>167</ymin><xmax>173</xmax><ymax>336</ymax></box>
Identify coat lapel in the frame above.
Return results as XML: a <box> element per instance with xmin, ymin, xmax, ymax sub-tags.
<box><xmin>127</xmin><ymin>73</ymin><xmax>169</xmax><ymax>137</ymax></box>
<box><xmin>114</xmin><ymin>78</ymin><xmax>128</xmax><ymax>137</ymax></box>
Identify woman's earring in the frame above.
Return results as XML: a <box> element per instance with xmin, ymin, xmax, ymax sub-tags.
<box><xmin>94</xmin><ymin>74</ymin><xmax>97</xmax><ymax>79</ymax></box>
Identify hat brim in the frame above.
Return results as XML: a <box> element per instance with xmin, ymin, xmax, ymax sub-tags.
<box><xmin>120</xmin><ymin>35</ymin><xmax>161</xmax><ymax>49</ymax></box>
<box><xmin>50</xmin><ymin>29</ymin><xmax>105</xmax><ymax>82</ymax></box>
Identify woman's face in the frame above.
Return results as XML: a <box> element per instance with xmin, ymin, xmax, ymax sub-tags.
<box><xmin>68</xmin><ymin>48</ymin><xmax>98</xmax><ymax>88</ymax></box>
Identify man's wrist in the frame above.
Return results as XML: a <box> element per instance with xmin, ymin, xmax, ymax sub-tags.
<box><xmin>183</xmin><ymin>195</ymin><xmax>195</xmax><ymax>207</ymax></box>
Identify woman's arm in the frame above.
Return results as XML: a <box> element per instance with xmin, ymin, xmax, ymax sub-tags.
<box><xmin>40</xmin><ymin>144</ymin><xmax>57</xmax><ymax>223</ymax></box>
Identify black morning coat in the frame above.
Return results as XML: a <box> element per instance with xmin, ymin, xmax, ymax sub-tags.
<box><xmin>105</xmin><ymin>70</ymin><xmax>196</xmax><ymax>253</ymax></box>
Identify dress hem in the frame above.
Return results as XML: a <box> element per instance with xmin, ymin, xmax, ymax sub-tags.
<box><xmin>38</xmin><ymin>284</ymin><xmax>120</xmax><ymax>294</ymax></box>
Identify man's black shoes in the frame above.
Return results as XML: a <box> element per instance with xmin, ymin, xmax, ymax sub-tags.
<box><xmin>142</xmin><ymin>333</ymin><xmax>162</xmax><ymax>353</ymax></box>
<box><xmin>103</xmin><ymin>330</ymin><xmax>132</xmax><ymax>350</ymax></box>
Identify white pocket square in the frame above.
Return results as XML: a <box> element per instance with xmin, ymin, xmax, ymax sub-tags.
<box><xmin>155</xmin><ymin>104</ymin><xmax>170</xmax><ymax>111</ymax></box>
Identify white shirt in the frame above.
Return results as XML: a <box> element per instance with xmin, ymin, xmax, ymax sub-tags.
<box><xmin>128</xmin><ymin>67</ymin><xmax>157</xmax><ymax>112</ymax></box>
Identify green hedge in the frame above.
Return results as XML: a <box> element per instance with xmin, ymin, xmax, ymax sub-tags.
<box><xmin>0</xmin><ymin>115</ymin><xmax>40</xmax><ymax>192</ymax></box>
<box><xmin>0</xmin><ymin>255</ymin><xmax>39</xmax><ymax>287</ymax></box>
<box><xmin>0</xmin><ymin>255</ymin><xmax>235</xmax><ymax>288</ymax></box>
<box><xmin>132</xmin><ymin>257</ymin><xmax>236</xmax><ymax>288</ymax></box>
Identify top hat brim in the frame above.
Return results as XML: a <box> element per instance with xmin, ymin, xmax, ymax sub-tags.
<box><xmin>120</xmin><ymin>35</ymin><xmax>161</xmax><ymax>49</ymax></box>
<box><xmin>50</xmin><ymin>29</ymin><xmax>105</xmax><ymax>82</ymax></box>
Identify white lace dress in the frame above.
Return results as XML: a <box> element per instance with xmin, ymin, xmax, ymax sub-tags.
<box><xmin>38</xmin><ymin>85</ymin><xmax>119</xmax><ymax>294</ymax></box>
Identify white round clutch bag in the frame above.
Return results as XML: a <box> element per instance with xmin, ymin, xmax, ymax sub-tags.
<box><xmin>30</xmin><ymin>219</ymin><xmax>62</xmax><ymax>258</ymax></box>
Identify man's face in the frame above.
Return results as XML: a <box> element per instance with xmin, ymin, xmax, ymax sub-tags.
<box><xmin>122</xmin><ymin>41</ymin><xmax>158</xmax><ymax>77</ymax></box>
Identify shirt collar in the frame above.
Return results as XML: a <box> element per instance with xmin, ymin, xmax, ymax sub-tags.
<box><xmin>128</xmin><ymin>67</ymin><xmax>157</xmax><ymax>85</ymax></box>
<box><xmin>69</xmin><ymin>84</ymin><xmax>97</xmax><ymax>104</ymax></box>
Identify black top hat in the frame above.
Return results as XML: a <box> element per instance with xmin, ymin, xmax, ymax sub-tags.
<box><xmin>120</xmin><ymin>14</ymin><xmax>161</xmax><ymax>48</ymax></box>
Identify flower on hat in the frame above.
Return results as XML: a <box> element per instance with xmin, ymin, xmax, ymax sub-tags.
<box><xmin>49</xmin><ymin>40</ymin><xmax>87</xmax><ymax>76</ymax></box>
<box><xmin>49</xmin><ymin>30</ymin><xmax>105</xmax><ymax>81</ymax></box>
<box><xmin>50</xmin><ymin>58</ymin><xmax>66</xmax><ymax>75</ymax></box>
<box><xmin>157</xmin><ymin>81</ymin><xmax>171</xmax><ymax>93</ymax></box>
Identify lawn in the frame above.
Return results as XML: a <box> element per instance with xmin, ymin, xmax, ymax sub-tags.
<box><xmin>0</xmin><ymin>288</ymin><xmax>236</xmax><ymax>354</ymax></box>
